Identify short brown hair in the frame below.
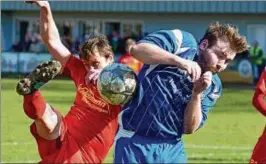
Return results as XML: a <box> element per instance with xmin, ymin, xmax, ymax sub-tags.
<box><xmin>125</xmin><ymin>38</ymin><xmax>136</xmax><ymax>52</ymax></box>
<box><xmin>79</xmin><ymin>34</ymin><xmax>113</xmax><ymax>59</ymax></box>
<box><xmin>125</xmin><ymin>38</ymin><xmax>136</xmax><ymax>47</ymax></box>
<box><xmin>201</xmin><ymin>22</ymin><xmax>248</xmax><ymax>53</ymax></box>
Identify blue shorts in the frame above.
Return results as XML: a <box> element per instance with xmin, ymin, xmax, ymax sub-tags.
<box><xmin>113</xmin><ymin>126</ymin><xmax>187</xmax><ymax>163</ymax></box>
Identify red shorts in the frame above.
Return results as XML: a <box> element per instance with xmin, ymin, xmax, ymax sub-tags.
<box><xmin>30</xmin><ymin>110</ymin><xmax>106</xmax><ymax>163</ymax></box>
<box><xmin>250</xmin><ymin>126</ymin><xmax>266</xmax><ymax>163</ymax></box>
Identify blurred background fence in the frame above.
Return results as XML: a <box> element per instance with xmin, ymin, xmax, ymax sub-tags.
<box><xmin>1</xmin><ymin>51</ymin><xmax>254</xmax><ymax>84</ymax></box>
<box><xmin>2</xmin><ymin>1</ymin><xmax>266</xmax><ymax>84</ymax></box>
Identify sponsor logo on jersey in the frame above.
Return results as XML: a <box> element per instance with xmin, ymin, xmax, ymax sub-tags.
<box><xmin>78</xmin><ymin>84</ymin><xmax>110</xmax><ymax>114</ymax></box>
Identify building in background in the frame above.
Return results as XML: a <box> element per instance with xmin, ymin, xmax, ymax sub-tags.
<box><xmin>1</xmin><ymin>1</ymin><xmax>266</xmax><ymax>83</ymax></box>
<box><xmin>2</xmin><ymin>1</ymin><xmax>266</xmax><ymax>52</ymax></box>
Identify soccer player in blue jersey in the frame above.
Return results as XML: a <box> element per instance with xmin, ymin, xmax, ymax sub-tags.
<box><xmin>113</xmin><ymin>22</ymin><xmax>248</xmax><ymax>163</ymax></box>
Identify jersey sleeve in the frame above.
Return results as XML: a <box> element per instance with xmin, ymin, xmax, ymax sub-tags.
<box><xmin>137</xmin><ymin>29</ymin><xmax>197</xmax><ymax>60</ymax></box>
<box><xmin>198</xmin><ymin>75</ymin><xmax>222</xmax><ymax>129</ymax></box>
<box><xmin>256</xmin><ymin>67</ymin><xmax>266</xmax><ymax>94</ymax></box>
<box><xmin>63</xmin><ymin>55</ymin><xmax>86</xmax><ymax>84</ymax></box>
<box><xmin>253</xmin><ymin>67</ymin><xmax>266</xmax><ymax>116</ymax></box>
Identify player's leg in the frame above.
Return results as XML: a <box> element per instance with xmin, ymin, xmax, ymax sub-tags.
<box><xmin>250</xmin><ymin>126</ymin><xmax>266</xmax><ymax>163</ymax></box>
<box><xmin>23</xmin><ymin>91</ymin><xmax>62</xmax><ymax>140</ymax></box>
<box><xmin>16</xmin><ymin>60</ymin><xmax>62</xmax><ymax>140</ymax></box>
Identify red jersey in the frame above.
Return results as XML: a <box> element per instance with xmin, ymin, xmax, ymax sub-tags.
<box><xmin>250</xmin><ymin>126</ymin><xmax>266</xmax><ymax>163</ymax></box>
<box><xmin>253</xmin><ymin>67</ymin><xmax>266</xmax><ymax>117</ymax></box>
<box><xmin>33</xmin><ymin>55</ymin><xmax>121</xmax><ymax>163</ymax></box>
<box><xmin>118</xmin><ymin>53</ymin><xmax>143</xmax><ymax>74</ymax></box>
<box><xmin>250</xmin><ymin>66</ymin><xmax>266</xmax><ymax>163</ymax></box>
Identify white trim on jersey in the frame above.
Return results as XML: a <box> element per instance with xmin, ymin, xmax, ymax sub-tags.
<box><xmin>145</xmin><ymin>64</ymin><xmax>158</xmax><ymax>77</ymax></box>
<box><xmin>118</xmin><ymin>110</ymin><xmax>124</xmax><ymax>128</ymax></box>
<box><xmin>113</xmin><ymin>126</ymin><xmax>135</xmax><ymax>158</ymax></box>
<box><xmin>144</xmin><ymin>30</ymin><xmax>189</xmax><ymax>77</ymax></box>
<box><xmin>172</xmin><ymin>29</ymin><xmax>183</xmax><ymax>55</ymax></box>
<box><xmin>126</xmin><ymin>74</ymin><xmax>160</xmax><ymax>126</ymax></box>
<box><xmin>134</xmin><ymin>87</ymin><xmax>161</xmax><ymax>132</ymax></box>
<box><xmin>116</xmin><ymin>126</ymin><xmax>135</xmax><ymax>139</ymax></box>
<box><xmin>175</xmin><ymin>47</ymin><xmax>190</xmax><ymax>55</ymax></box>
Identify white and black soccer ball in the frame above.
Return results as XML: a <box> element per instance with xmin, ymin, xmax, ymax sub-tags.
<box><xmin>97</xmin><ymin>63</ymin><xmax>138</xmax><ymax>105</ymax></box>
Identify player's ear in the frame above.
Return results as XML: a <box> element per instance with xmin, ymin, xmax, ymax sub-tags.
<box><xmin>106</xmin><ymin>53</ymin><xmax>114</xmax><ymax>63</ymax></box>
<box><xmin>200</xmin><ymin>39</ymin><xmax>208</xmax><ymax>51</ymax></box>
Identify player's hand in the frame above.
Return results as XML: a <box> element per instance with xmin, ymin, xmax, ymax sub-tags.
<box><xmin>193</xmin><ymin>71</ymin><xmax>212</xmax><ymax>94</ymax></box>
<box><xmin>183</xmin><ymin>60</ymin><xmax>202</xmax><ymax>82</ymax></box>
<box><xmin>85</xmin><ymin>69</ymin><xmax>102</xmax><ymax>85</ymax></box>
<box><xmin>25</xmin><ymin>1</ymin><xmax>49</xmax><ymax>8</ymax></box>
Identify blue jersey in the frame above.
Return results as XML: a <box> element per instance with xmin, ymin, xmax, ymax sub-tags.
<box><xmin>119</xmin><ymin>29</ymin><xmax>222</xmax><ymax>140</ymax></box>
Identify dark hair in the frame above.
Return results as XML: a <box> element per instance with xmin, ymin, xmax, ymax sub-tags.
<box><xmin>79</xmin><ymin>33</ymin><xmax>113</xmax><ymax>60</ymax></box>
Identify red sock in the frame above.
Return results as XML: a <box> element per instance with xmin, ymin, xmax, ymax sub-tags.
<box><xmin>23</xmin><ymin>91</ymin><xmax>46</xmax><ymax>120</ymax></box>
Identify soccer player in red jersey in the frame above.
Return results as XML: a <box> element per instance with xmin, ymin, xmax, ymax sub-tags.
<box><xmin>118</xmin><ymin>38</ymin><xmax>143</xmax><ymax>74</ymax></box>
<box><xmin>16</xmin><ymin>1</ymin><xmax>120</xmax><ymax>163</ymax></box>
<box><xmin>250</xmin><ymin>66</ymin><xmax>266</xmax><ymax>163</ymax></box>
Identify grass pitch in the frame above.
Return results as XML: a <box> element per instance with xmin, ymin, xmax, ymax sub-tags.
<box><xmin>1</xmin><ymin>78</ymin><xmax>265</xmax><ymax>163</ymax></box>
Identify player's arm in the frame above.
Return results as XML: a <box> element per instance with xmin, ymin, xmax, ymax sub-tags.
<box><xmin>183</xmin><ymin>92</ymin><xmax>202</xmax><ymax>134</ymax></box>
<box><xmin>130</xmin><ymin>30</ymin><xmax>201</xmax><ymax>82</ymax></box>
<box><xmin>252</xmin><ymin>90</ymin><xmax>266</xmax><ymax>116</ymax></box>
<box><xmin>131</xmin><ymin>43</ymin><xmax>189</xmax><ymax>67</ymax></box>
<box><xmin>183</xmin><ymin>72</ymin><xmax>213</xmax><ymax>134</ymax></box>
<box><xmin>252</xmin><ymin>71</ymin><xmax>266</xmax><ymax>116</ymax></box>
<box><xmin>28</xmin><ymin>1</ymin><xmax>71</xmax><ymax>68</ymax></box>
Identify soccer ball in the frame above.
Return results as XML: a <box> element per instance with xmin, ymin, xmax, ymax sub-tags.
<box><xmin>97</xmin><ymin>63</ymin><xmax>138</xmax><ymax>105</ymax></box>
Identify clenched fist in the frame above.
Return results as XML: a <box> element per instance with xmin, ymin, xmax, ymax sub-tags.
<box><xmin>183</xmin><ymin>60</ymin><xmax>202</xmax><ymax>82</ymax></box>
<box><xmin>193</xmin><ymin>71</ymin><xmax>212</xmax><ymax>94</ymax></box>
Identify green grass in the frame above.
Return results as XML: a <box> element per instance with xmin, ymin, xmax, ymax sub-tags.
<box><xmin>1</xmin><ymin>78</ymin><xmax>265</xmax><ymax>163</ymax></box>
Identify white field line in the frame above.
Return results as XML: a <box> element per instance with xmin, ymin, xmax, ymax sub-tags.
<box><xmin>1</xmin><ymin>142</ymin><xmax>252</xmax><ymax>151</ymax></box>
<box><xmin>3</xmin><ymin>153</ymin><xmax>251</xmax><ymax>164</ymax></box>
<box><xmin>185</xmin><ymin>144</ymin><xmax>252</xmax><ymax>150</ymax></box>
<box><xmin>104</xmin><ymin>152</ymin><xmax>251</xmax><ymax>161</ymax></box>
<box><xmin>188</xmin><ymin>152</ymin><xmax>251</xmax><ymax>157</ymax></box>
<box><xmin>1</xmin><ymin>142</ymin><xmax>33</xmax><ymax>146</ymax></box>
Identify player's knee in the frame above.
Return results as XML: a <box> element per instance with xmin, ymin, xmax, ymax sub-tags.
<box><xmin>35</xmin><ymin>115</ymin><xmax>61</xmax><ymax>140</ymax></box>
<box><xmin>34</xmin><ymin>104</ymin><xmax>61</xmax><ymax>139</ymax></box>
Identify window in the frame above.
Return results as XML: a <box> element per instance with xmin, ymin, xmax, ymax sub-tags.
<box><xmin>122</xmin><ymin>22</ymin><xmax>143</xmax><ymax>40</ymax></box>
<box><xmin>247</xmin><ymin>25</ymin><xmax>266</xmax><ymax>53</ymax></box>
